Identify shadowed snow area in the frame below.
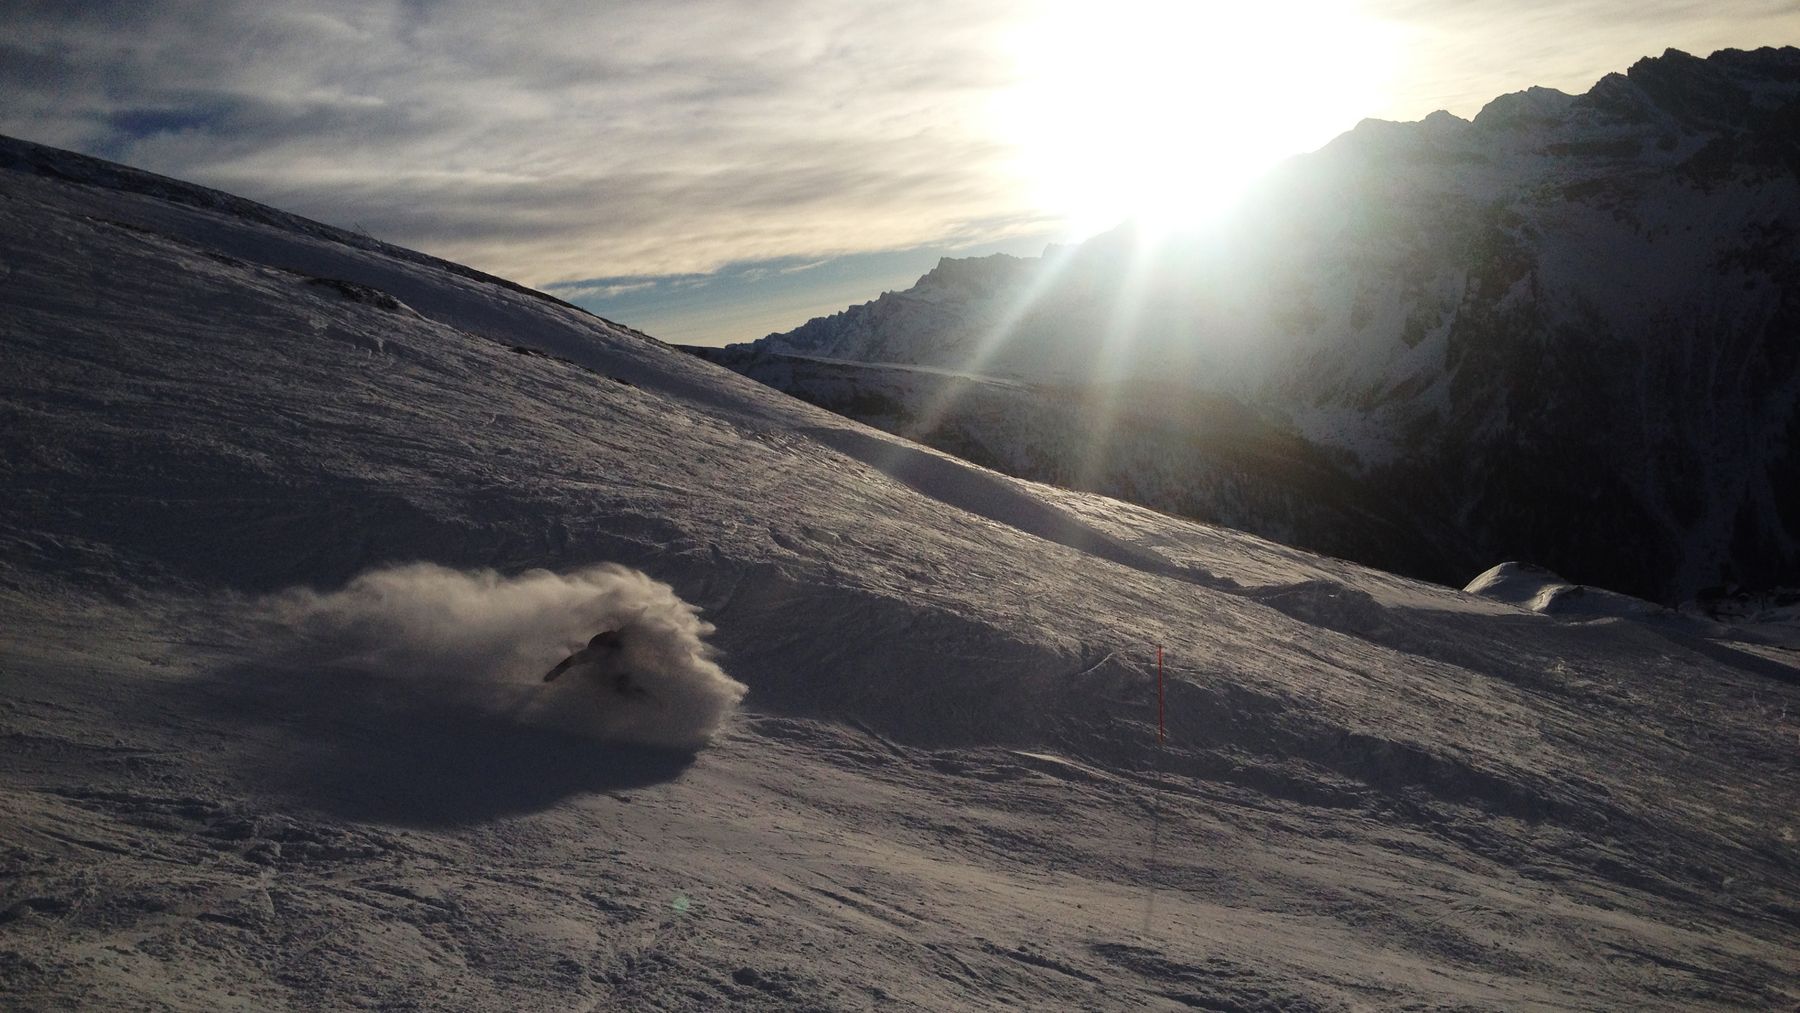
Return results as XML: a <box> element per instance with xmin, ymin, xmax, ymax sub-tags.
<box><xmin>3</xmin><ymin>136</ymin><xmax>1799</xmax><ymax>1010</ymax></box>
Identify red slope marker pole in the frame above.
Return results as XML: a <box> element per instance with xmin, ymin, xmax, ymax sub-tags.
<box><xmin>1156</xmin><ymin>644</ymin><xmax>1165</xmax><ymax>745</ymax></box>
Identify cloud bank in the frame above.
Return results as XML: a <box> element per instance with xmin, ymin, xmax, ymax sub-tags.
<box><xmin>258</xmin><ymin>562</ymin><xmax>747</xmax><ymax>751</ymax></box>
<box><xmin>5</xmin><ymin>0</ymin><xmax>1793</xmax><ymax>299</ymax></box>
<box><xmin>1</xmin><ymin>0</ymin><xmax>1038</xmax><ymax>284</ymax></box>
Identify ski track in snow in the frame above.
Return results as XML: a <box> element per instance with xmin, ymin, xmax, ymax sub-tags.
<box><xmin>2</xmin><ymin>138</ymin><xmax>1799</xmax><ymax>1010</ymax></box>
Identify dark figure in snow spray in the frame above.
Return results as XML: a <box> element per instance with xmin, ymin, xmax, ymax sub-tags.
<box><xmin>544</xmin><ymin>630</ymin><xmax>652</xmax><ymax>701</ymax></box>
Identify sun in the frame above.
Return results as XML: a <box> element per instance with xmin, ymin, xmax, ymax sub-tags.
<box><xmin>994</xmin><ymin>0</ymin><xmax>1403</xmax><ymax>239</ymax></box>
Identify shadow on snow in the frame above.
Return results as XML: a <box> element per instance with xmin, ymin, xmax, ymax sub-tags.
<box><xmin>177</xmin><ymin>663</ymin><xmax>697</xmax><ymax>828</ymax></box>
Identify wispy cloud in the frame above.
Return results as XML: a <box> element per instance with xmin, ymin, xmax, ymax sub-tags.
<box><xmin>2</xmin><ymin>0</ymin><xmax>1037</xmax><ymax>285</ymax></box>
<box><xmin>544</xmin><ymin>279</ymin><xmax>661</xmax><ymax>301</ymax></box>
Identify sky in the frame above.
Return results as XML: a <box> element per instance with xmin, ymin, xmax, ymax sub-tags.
<box><xmin>5</xmin><ymin>0</ymin><xmax>1796</xmax><ymax>345</ymax></box>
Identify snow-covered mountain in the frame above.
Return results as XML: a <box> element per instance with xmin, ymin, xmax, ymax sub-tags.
<box><xmin>3</xmin><ymin>135</ymin><xmax>1799</xmax><ymax>1009</ymax></box>
<box><xmin>711</xmin><ymin>47</ymin><xmax>1800</xmax><ymax>604</ymax></box>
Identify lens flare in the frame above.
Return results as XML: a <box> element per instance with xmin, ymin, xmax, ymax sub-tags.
<box><xmin>994</xmin><ymin>0</ymin><xmax>1403</xmax><ymax>240</ymax></box>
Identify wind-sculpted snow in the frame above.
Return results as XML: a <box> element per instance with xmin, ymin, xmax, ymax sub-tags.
<box><xmin>258</xmin><ymin>563</ymin><xmax>746</xmax><ymax>750</ymax></box>
<box><xmin>1464</xmin><ymin>561</ymin><xmax>1666</xmax><ymax>618</ymax></box>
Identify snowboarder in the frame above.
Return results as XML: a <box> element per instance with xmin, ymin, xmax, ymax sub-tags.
<box><xmin>543</xmin><ymin>629</ymin><xmax>652</xmax><ymax>701</ymax></box>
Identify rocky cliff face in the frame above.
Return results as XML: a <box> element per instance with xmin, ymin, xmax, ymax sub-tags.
<box><xmin>715</xmin><ymin>47</ymin><xmax>1800</xmax><ymax>603</ymax></box>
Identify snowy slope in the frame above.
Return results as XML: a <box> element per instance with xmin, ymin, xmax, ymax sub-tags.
<box><xmin>722</xmin><ymin>47</ymin><xmax>1800</xmax><ymax>604</ymax></box>
<box><xmin>3</xmin><ymin>137</ymin><xmax>1800</xmax><ymax>1010</ymax></box>
<box><xmin>684</xmin><ymin>348</ymin><xmax>1460</xmax><ymax>584</ymax></box>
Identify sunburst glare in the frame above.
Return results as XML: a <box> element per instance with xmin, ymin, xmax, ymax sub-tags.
<box><xmin>995</xmin><ymin>0</ymin><xmax>1403</xmax><ymax>240</ymax></box>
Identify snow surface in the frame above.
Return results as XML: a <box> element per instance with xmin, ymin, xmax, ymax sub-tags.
<box><xmin>1465</xmin><ymin>562</ymin><xmax>1667</xmax><ymax>619</ymax></box>
<box><xmin>3</xmin><ymin>139</ymin><xmax>1800</xmax><ymax>1010</ymax></box>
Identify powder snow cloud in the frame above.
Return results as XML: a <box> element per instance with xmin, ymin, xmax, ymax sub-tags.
<box><xmin>256</xmin><ymin>562</ymin><xmax>747</xmax><ymax>751</ymax></box>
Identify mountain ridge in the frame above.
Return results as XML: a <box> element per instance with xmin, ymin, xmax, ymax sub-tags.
<box><xmin>707</xmin><ymin>46</ymin><xmax>1800</xmax><ymax>604</ymax></box>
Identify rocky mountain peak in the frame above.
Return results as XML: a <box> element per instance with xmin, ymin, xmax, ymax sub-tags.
<box><xmin>1471</xmin><ymin>85</ymin><xmax>1577</xmax><ymax>131</ymax></box>
<box><xmin>1624</xmin><ymin>45</ymin><xmax>1800</xmax><ymax>130</ymax></box>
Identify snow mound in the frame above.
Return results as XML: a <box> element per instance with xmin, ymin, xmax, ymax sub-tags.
<box><xmin>256</xmin><ymin>562</ymin><xmax>746</xmax><ymax>750</ymax></box>
<box><xmin>1463</xmin><ymin>562</ymin><xmax>1664</xmax><ymax>618</ymax></box>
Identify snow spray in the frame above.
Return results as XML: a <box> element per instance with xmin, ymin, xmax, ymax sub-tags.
<box><xmin>255</xmin><ymin>562</ymin><xmax>747</xmax><ymax>750</ymax></box>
